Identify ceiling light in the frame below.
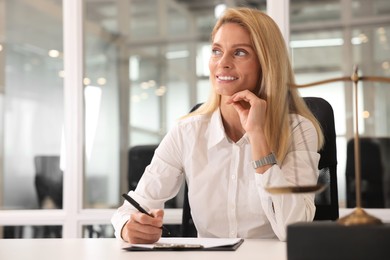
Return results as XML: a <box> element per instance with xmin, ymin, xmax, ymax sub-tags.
<box><xmin>48</xmin><ymin>49</ymin><xmax>60</xmax><ymax>58</ymax></box>
<box><xmin>148</xmin><ymin>80</ymin><xmax>156</xmax><ymax>87</ymax></box>
<box><xmin>290</xmin><ymin>38</ymin><xmax>344</xmax><ymax>48</ymax></box>
<box><xmin>97</xmin><ymin>77</ymin><xmax>107</xmax><ymax>85</ymax></box>
<box><xmin>165</xmin><ymin>50</ymin><xmax>189</xmax><ymax>59</ymax></box>
<box><xmin>214</xmin><ymin>4</ymin><xmax>226</xmax><ymax>18</ymax></box>
<box><xmin>83</xmin><ymin>77</ymin><xmax>91</xmax><ymax>85</ymax></box>
<box><xmin>362</xmin><ymin>110</ymin><xmax>370</xmax><ymax>119</ymax></box>
<box><xmin>155</xmin><ymin>86</ymin><xmax>167</xmax><ymax>96</ymax></box>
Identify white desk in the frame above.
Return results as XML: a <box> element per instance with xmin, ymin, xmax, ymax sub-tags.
<box><xmin>0</xmin><ymin>238</ymin><xmax>287</xmax><ymax>260</ymax></box>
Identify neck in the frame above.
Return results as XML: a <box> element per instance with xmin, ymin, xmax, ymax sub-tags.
<box><xmin>220</xmin><ymin>100</ymin><xmax>245</xmax><ymax>142</ymax></box>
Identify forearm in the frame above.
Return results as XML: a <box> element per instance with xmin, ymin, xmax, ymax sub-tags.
<box><xmin>247</xmin><ymin>130</ymin><xmax>274</xmax><ymax>174</ymax></box>
<box><xmin>254</xmin><ymin>152</ymin><xmax>319</xmax><ymax>241</ymax></box>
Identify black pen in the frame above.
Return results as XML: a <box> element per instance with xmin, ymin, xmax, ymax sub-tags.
<box><xmin>122</xmin><ymin>193</ymin><xmax>171</xmax><ymax>236</ymax></box>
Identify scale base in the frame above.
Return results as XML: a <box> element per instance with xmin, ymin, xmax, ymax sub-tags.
<box><xmin>338</xmin><ymin>207</ymin><xmax>382</xmax><ymax>225</ymax></box>
<box><xmin>287</xmin><ymin>221</ymin><xmax>390</xmax><ymax>260</ymax></box>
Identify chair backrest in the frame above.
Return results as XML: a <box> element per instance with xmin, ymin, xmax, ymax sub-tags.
<box><xmin>34</xmin><ymin>155</ymin><xmax>63</xmax><ymax>208</ymax></box>
<box><xmin>128</xmin><ymin>145</ymin><xmax>159</xmax><ymax>191</ymax></box>
<box><xmin>128</xmin><ymin>145</ymin><xmax>177</xmax><ymax>208</ymax></box>
<box><xmin>181</xmin><ymin>97</ymin><xmax>339</xmax><ymax>237</ymax></box>
<box><xmin>346</xmin><ymin>137</ymin><xmax>390</xmax><ymax>208</ymax></box>
<box><xmin>303</xmin><ymin>97</ymin><xmax>339</xmax><ymax>220</ymax></box>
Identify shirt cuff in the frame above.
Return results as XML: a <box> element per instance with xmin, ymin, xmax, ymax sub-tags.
<box><xmin>111</xmin><ymin>211</ymin><xmax>131</xmax><ymax>240</ymax></box>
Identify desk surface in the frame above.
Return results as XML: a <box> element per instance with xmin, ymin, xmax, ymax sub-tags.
<box><xmin>0</xmin><ymin>238</ymin><xmax>286</xmax><ymax>260</ymax></box>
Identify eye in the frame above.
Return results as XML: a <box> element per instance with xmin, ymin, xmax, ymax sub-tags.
<box><xmin>234</xmin><ymin>49</ymin><xmax>247</xmax><ymax>56</ymax></box>
<box><xmin>211</xmin><ymin>48</ymin><xmax>222</xmax><ymax>56</ymax></box>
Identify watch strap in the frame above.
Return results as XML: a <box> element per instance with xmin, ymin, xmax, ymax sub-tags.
<box><xmin>251</xmin><ymin>152</ymin><xmax>277</xmax><ymax>169</ymax></box>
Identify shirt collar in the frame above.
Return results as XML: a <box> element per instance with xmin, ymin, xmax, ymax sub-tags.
<box><xmin>208</xmin><ymin>108</ymin><xmax>226</xmax><ymax>149</ymax></box>
<box><xmin>208</xmin><ymin>108</ymin><xmax>250</xmax><ymax>148</ymax></box>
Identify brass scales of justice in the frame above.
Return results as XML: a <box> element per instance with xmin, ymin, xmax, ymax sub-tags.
<box><xmin>264</xmin><ymin>66</ymin><xmax>390</xmax><ymax>226</ymax></box>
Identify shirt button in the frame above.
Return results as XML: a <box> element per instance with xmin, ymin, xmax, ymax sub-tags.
<box><xmin>231</xmin><ymin>174</ymin><xmax>236</xmax><ymax>180</ymax></box>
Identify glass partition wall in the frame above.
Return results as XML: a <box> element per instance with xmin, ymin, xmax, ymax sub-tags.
<box><xmin>0</xmin><ymin>0</ymin><xmax>65</xmax><ymax>238</ymax></box>
<box><xmin>1</xmin><ymin>0</ymin><xmax>390</xmax><ymax>238</ymax></box>
<box><xmin>290</xmin><ymin>0</ymin><xmax>390</xmax><ymax>208</ymax></box>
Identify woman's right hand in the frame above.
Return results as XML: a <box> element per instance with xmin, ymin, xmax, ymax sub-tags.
<box><xmin>121</xmin><ymin>209</ymin><xmax>164</xmax><ymax>244</ymax></box>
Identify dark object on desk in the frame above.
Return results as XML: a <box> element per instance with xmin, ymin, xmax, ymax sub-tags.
<box><xmin>181</xmin><ymin>97</ymin><xmax>339</xmax><ymax>237</ymax></box>
<box><xmin>346</xmin><ymin>137</ymin><xmax>390</xmax><ymax>208</ymax></box>
<box><xmin>287</xmin><ymin>222</ymin><xmax>390</xmax><ymax>260</ymax></box>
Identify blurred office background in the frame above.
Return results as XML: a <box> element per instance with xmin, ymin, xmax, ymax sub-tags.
<box><xmin>0</xmin><ymin>0</ymin><xmax>389</xmax><ymax>238</ymax></box>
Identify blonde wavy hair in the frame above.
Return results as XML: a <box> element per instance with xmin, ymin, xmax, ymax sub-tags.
<box><xmin>188</xmin><ymin>7</ymin><xmax>323</xmax><ymax>162</ymax></box>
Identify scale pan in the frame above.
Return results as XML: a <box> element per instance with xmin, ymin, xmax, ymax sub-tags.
<box><xmin>265</xmin><ymin>184</ymin><xmax>326</xmax><ymax>194</ymax></box>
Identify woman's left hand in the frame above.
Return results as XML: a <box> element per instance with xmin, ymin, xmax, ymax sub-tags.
<box><xmin>226</xmin><ymin>90</ymin><xmax>267</xmax><ymax>134</ymax></box>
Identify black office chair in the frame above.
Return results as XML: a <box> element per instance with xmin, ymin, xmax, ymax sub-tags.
<box><xmin>346</xmin><ymin>137</ymin><xmax>390</xmax><ymax>208</ymax></box>
<box><xmin>304</xmin><ymin>97</ymin><xmax>339</xmax><ymax>221</ymax></box>
<box><xmin>128</xmin><ymin>145</ymin><xmax>159</xmax><ymax>192</ymax></box>
<box><xmin>34</xmin><ymin>155</ymin><xmax>63</xmax><ymax>238</ymax></box>
<box><xmin>181</xmin><ymin>97</ymin><xmax>339</xmax><ymax>237</ymax></box>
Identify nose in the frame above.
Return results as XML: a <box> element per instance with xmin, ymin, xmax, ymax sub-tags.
<box><xmin>219</xmin><ymin>54</ymin><xmax>233</xmax><ymax>69</ymax></box>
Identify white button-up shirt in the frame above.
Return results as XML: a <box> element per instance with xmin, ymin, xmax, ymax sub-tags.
<box><xmin>112</xmin><ymin>109</ymin><xmax>320</xmax><ymax>241</ymax></box>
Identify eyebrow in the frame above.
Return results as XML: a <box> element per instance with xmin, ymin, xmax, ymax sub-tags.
<box><xmin>212</xmin><ymin>42</ymin><xmax>254</xmax><ymax>49</ymax></box>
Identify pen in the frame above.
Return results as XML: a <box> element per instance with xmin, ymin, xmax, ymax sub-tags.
<box><xmin>122</xmin><ymin>193</ymin><xmax>171</xmax><ymax>236</ymax></box>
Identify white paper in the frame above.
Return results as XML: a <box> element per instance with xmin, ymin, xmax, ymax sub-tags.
<box><xmin>129</xmin><ymin>237</ymin><xmax>243</xmax><ymax>249</ymax></box>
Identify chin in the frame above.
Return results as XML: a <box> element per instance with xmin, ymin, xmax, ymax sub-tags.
<box><xmin>215</xmin><ymin>87</ymin><xmax>234</xmax><ymax>97</ymax></box>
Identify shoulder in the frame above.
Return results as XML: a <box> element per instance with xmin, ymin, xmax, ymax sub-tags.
<box><xmin>158</xmin><ymin>112</ymin><xmax>215</xmax><ymax>155</ymax></box>
<box><xmin>166</xmin><ymin>112</ymin><xmax>213</xmax><ymax>138</ymax></box>
<box><xmin>289</xmin><ymin>113</ymin><xmax>318</xmax><ymax>150</ymax></box>
<box><xmin>289</xmin><ymin>113</ymin><xmax>315</xmax><ymax>131</ymax></box>
<box><xmin>177</xmin><ymin>112</ymin><xmax>213</xmax><ymax>129</ymax></box>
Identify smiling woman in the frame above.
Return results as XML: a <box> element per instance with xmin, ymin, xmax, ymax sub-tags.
<box><xmin>113</xmin><ymin>7</ymin><xmax>324</xmax><ymax>244</ymax></box>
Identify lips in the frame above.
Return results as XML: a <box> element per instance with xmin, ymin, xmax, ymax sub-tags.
<box><xmin>217</xmin><ymin>75</ymin><xmax>238</xmax><ymax>81</ymax></box>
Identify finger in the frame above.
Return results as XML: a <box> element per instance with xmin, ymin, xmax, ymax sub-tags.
<box><xmin>128</xmin><ymin>219</ymin><xmax>162</xmax><ymax>236</ymax></box>
<box><xmin>127</xmin><ymin>223</ymin><xmax>162</xmax><ymax>244</ymax></box>
<box><xmin>229</xmin><ymin>90</ymin><xmax>256</xmax><ymax>102</ymax></box>
<box><xmin>132</xmin><ymin>211</ymin><xmax>163</xmax><ymax>228</ymax></box>
<box><xmin>122</xmin><ymin>219</ymin><xmax>161</xmax><ymax>244</ymax></box>
<box><xmin>151</xmin><ymin>209</ymin><xmax>164</xmax><ymax>219</ymax></box>
<box><xmin>231</xmin><ymin>92</ymin><xmax>266</xmax><ymax>113</ymax></box>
